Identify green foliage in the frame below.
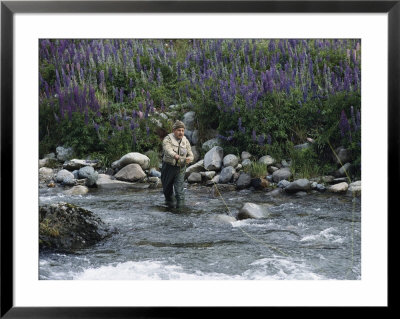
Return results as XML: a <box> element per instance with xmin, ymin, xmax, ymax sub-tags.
<box><xmin>244</xmin><ymin>161</ymin><xmax>268</xmax><ymax>178</ymax></box>
<box><xmin>145</xmin><ymin>150</ymin><xmax>161</xmax><ymax>169</ymax></box>
<box><xmin>289</xmin><ymin>145</ymin><xmax>324</xmax><ymax>179</ymax></box>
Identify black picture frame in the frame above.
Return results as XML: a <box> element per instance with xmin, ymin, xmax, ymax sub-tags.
<box><xmin>1</xmin><ymin>0</ymin><xmax>395</xmax><ymax>317</ymax></box>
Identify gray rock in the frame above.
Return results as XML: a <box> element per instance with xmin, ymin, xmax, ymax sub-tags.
<box><xmin>241</xmin><ymin>151</ymin><xmax>252</xmax><ymax>161</ymax></box>
<box><xmin>186</xmin><ymin>160</ymin><xmax>205</xmax><ymax>174</ymax></box>
<box><xmin>241</xmin><ymin>159</ymin><xmax>252</xmax><ymax>167</ymax></box>
<box><xmin>268</xmin><ymin>166</ymin><xmax>279</xmax><ymax>174</ymax></box>
<box><xmin>63</xmin><ymin>159</ymin><xmax>100</xmax><ymax>171</ymax></box>
<box><xmin>236</xmin><ymin>172</ymin><xmax>252</xmax><ymax>189</ymax></box>
<box><xmin>267</xmin><ymin>188</ymin><xmax>284</xmax><ymax>197</ymax></box>
<box><xmin>277</xmin><ymin>180</ymin><xmax>290</xmax><ymax>188</ymax></box>
<box><xmin>56</xmin><ymin>146</ymin><xmax>74</xmax><ymax>162</ymax></box>
<box><xmin>39</xmin><ymin>202</ymin><xmax>113</xmax><ymax>253</ymax></box>
<box><xmin>223</xmin><ymin>154</ymin><xmax>239</xmax><ymax>168</ymax></box>
<box><xmin>281</xmin><ymin>160</ymin><xmax>291</xmax><ymax>168</ymax></box>
<box><xmin>72</xmin><ymin>170</ymin><xmax>79</xmax><ymax>179</ymax></box>
<box><xmin>184</xmin><ymin>129</ymin><xmax>193</xmax><ymax>143</ymax></box>
<box><xmin>39</xmin><ymin>167</ymin><xmax>54</xmax><ymax>182</ymax></box>
<box><xmin>148</xmin><ymin>177</ymin><xmax>162</xmax><ymax>188</ymax></box>
<box><xmin>204</xmin><ymin>146</ymin><xmax>224</xmax><ymax>171</ymax></box>
<box><xmin>284</xmin><ymin>179</ymin><xmax>311</xmax><ymax>193</ymax></box>
<box><xmin>311</xmin><ymin>182</ymin><xmax>318</xmax><ymax>189</ymax></box>
<box><xmin>259</xmin><ymin>155</ymin><xmax>275</xmax><ymax>166</ymax></box>
<box><xmin>182</xmin><ymin>111</ymin><xmax>196</xmax><ymax>130</ymax></box>
<box><xmin>348</xmin><ymin>181</ymin><xmax>361</xmax><ymax>196</ymax></box>
<box><xmin>202</xmin><ymin>138</ymin><xmax>222</xmax><ymax>151</ymax></box>
<box><xmin>39</xmin><ymin>158</ymin><xmax>51</xmax><ymax>168</ymax></box>
<box><xmin>96</xmin><ymin>174</ymin><xmax>149</xmax><ymax>190</ymax></box>
<box><xmin>55</xmin><ymin>169</ymin><xmax>75</xmax><ymax>183</ymax></box>
<box><xmin>191</xmin><ymin>146</ymin><xmax>200</xmax><ymax>163</ymax></box>
<box><xmin>328</xmin><ymin>182</ymin><xmax>349</xmax><ymax>193</ymax></box>
<box><xmin>111</xmin><ymin>152</ymin><xmax>150</xmax><ymax>170</ymax></box>
<box><xmin>62</xmin><ymin>177</ymin><xmax>76</xmax><ymax>186</ymax></box>
<box><xmin>114</xmin><ymin>163</ymin><xmax>146</xmax><ymax>182</ymax></box>
<box><xmin>316</xmin><ymin>184</ymin><xmax>326</xmax><ymax>192</ymax></box>
<box><xmin>149</xmin><ymin>168</ymin><xmax>161</xmax><ymax>178</ymax></box>
<box><xmin>85</xmin><ymin>171</ymin><xmax>99</xmax><ymax>187</ymax></box>
<box><xmin>191</xmin><ymin>130</ymin><xmax>199</xmax><ymax>145</ymax></box>
<box><xmin>272</xmin><ymin>167</ymin><xmax>292</xmax><ymax>183</ymax></box>
<box><xmin>219</xmin><ymin>166</ymin><xmax>235</xmax><ymax>184</ymax></box>
<box><xmin>63</xmin><ymin>185</ymin><xmax>89</xmax><ymax>195</ymax></box>
<box><xmin>237</xmin><ymin>202</ymin><xmax>271</xmax><ymax>220</ymax></box>
<box><xmin>200</xmin><ymin>171</ymin><xmax>216</xmax><ymax>180</ymax></box>
<box><xmin>188</xmin><ymin>172</ymin><xmax>202</xmax><ymax>183</ymax></box>
<box><xmin>334</xmin><ymin>162</ymin><xmax>352</xmax><ymax>178</ymax></box>
<box><xmin>78</xmin><ymin>166</ymin><xmax>95</xmax><ymax>179</ymax></box>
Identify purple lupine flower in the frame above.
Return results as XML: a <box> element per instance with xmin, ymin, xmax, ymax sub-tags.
<box><xmin>252</xmin><ymin>129</ymin><xmax>257</xmax><ymax>142</ymax></box>
<box><xmin>267</xmin><ymin>134</ymin><xmax>272</xmax><ymax>145</ymax></box>
<box><xmin>258</xmin><ymin>134</ymin><xmax>265</xmax><ymax>146</ymax></box>
<box><xmin>119</xmin><ymin>88</ymin><xmax>124</xmax><ymax>103</ymax></box>
<box><xmin>146</xmin><ymin>126</ymin><xmax>150</xmax><ymax>136</ymax></box>
<box><xmin>339</xmin><ymin>110</ymin><xmax>351</xmax><ymax>139</ymax></box>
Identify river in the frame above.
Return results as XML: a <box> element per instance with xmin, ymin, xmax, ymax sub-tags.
<box><xmin>39</xmin><ymin>184</ymin><xmax>361</xmax><ymax>280</ymax></box>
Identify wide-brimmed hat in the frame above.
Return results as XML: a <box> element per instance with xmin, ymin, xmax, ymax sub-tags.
<box><xmin>172</xmin><ymin>120</ymin><xmax>185</xmax><ymax>130</ymax></box>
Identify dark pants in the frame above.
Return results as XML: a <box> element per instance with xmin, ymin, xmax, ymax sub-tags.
<box><xmin>161</xmin><ymin>162</ymin><xmax>185</xmax><ymax>202</ymax></box>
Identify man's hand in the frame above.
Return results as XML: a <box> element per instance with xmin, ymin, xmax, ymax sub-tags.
<box><xmin>174</xmin><ymin>154</ymin><xmax>180</xmax><ymax>160</ymax></box>
<box><xmin>185</xmin><ymin>158</ymin><xmax>191</xmax><ymax>165</ymax></box>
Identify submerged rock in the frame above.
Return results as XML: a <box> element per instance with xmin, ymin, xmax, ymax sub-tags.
<box><xmin>39</xmin><ymin>202</ymin><xmax>115</xmax><ymax>253</ymax></box>
<box><xmin>237</xmin><ymin>202</ymin><xmax>271</xmax><ymax>220</ymax></box>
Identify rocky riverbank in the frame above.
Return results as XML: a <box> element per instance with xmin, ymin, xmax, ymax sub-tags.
<box><xmin>39</xmin><ymin>143</ymin><xmax>361</xmax><ymax>198</ymax></box>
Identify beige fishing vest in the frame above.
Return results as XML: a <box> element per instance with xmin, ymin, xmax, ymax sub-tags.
<box><xmin>162</xmin><ymin>133</ymin><xmax>194</xmax><ymax>166</ymax></box>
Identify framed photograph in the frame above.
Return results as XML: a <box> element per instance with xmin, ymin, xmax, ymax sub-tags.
<box><xmin>1</xmin><ymin>0</ymin><xmax>395</xmax><ymax>317</ymax></box>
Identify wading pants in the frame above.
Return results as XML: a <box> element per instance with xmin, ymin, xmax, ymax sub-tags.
<box><xmin>161</xmin><ymin>162</ymin><xmax>185</xmax><ymax>202</ymax></box>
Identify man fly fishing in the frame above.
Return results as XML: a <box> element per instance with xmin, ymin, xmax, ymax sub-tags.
<box><xmin>161</xmin><ymin>120</ymin><xmax>194</xmax><ymax>206</ymax></box>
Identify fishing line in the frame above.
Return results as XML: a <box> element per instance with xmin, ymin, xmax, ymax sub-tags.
<box><xmin>327</xmin><ymin>140</ymin><xmax>357</xmax><ymax>279</ymax></box>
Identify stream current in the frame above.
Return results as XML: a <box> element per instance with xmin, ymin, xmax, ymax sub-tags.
<box><xmin>39</xmin><ymin>184</ymin><xmax>361</xmax><ymax>280</ymax></box>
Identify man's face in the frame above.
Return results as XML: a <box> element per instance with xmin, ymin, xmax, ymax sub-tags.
<box><xmin>173</xmin><ymin>128</ymin><xmax>185</xmax><ymax>139</ymax></box>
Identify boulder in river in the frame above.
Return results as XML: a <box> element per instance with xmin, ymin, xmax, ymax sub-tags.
<box><xmin>284</xmin><ymin>179</ymin><xmax>311</xmax><ymax>193</ymax></box>
<box><xmin>39</xmin><ymin>202</ymin><xmax>115</xmax><ymax>253</ymax></box>
<box><xmin>114</xmin><ymin>163</ymin><xmax>146</xmax><ymax>182</ymax></box>
<box><xmin>63</xmin><ymin>185</ymin><xmax>89</xmax><ymax>195</ymax></box>
<box><xmin>96</xmin><ymin>174</ymin><xmax>149</xmax><ymax>190</ymax></box>
<box><xmin>237</xmin><ymin>202</ymin><xmax>271</xmax><ymax>220</ymax></box>
<box><xmin>55</xmin><ymin>169</ymin><xmax>75</xmax><ymax>184</ymax></box>
<box><xmin>328</xmin><ymin>182</ymin><xmax>349</xmax><ymax>193</ymax></box>
<box><xmin>39</xmin><ymin>167</ymin><xmax>54</xmax><ymax>183</ymax></box>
